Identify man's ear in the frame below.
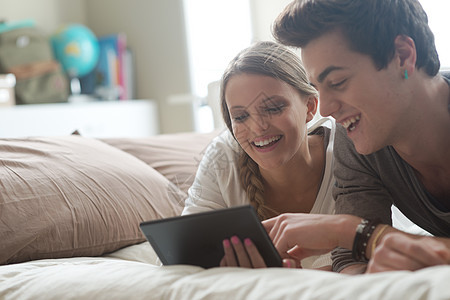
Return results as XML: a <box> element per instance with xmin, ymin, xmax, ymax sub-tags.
<box><xmin>306</xmin><ymin>95</ymin><xmax>318</xmax><ymax>123</ymax></box>
<box><xmin>394</xmin><ymin>35</ymin><xmax>417</xmax><ymax>77</ymax></box>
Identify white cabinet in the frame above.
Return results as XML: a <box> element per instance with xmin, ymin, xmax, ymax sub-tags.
<box><xmin>0</xmin><ymin>100</ymin><xmax>159</xmax><ymax>138</ymax></box>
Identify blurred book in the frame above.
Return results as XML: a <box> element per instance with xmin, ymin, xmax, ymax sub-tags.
<box><xmin>80</xmin><ymin>33</ymin><xmax>134</xmax><ymax>100</ymax></box>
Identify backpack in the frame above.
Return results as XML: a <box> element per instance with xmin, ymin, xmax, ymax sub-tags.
<box><xmin>0</xmin><ymin>20</ymin><xmax>69</xmax><ymax>105</ymax></box>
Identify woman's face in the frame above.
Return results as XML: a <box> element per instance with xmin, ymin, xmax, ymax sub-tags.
<box><xmin>225</xmin><ymin>73</ymin><xmax>316</xmax><ymax>170</ymax></box>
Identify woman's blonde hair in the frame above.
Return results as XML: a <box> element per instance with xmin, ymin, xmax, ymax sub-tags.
<box><xmin>220</xmin><ymin>41</ymin><xmax>318</xmax><ymax>220</ymax></box>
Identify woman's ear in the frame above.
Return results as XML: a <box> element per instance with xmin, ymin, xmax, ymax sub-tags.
<box><xmin>394</xmin><ymin>35</ymin><xmax>417</xmax><ymax>78</ymax></box>
<box><xmin>306</xmin><ymin>96</ymin><xmax>318</xmax><ymax>123</ymax></box>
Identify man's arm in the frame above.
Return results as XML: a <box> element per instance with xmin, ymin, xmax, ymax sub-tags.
<box><xmin>263</xmin><ymin>213</ymin><xmax>450</xmax><ymax>274</ymax></box>
<box><xmin>331</xmin><ymin>125</ymin><xmax>393</xmax><ymax>272</ymax></box>
<box><xmin>365</xmin><ymin>226</ymin><xmax>450</xmax><ymax>273</ymax></box>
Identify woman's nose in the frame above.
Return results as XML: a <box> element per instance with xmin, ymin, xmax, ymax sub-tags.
<box><xmin>251</xmin><ymin>113</ymin><xmax>270</xmax><ymax>133</ymax></box>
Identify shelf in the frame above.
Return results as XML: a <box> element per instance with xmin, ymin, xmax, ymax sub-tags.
<box><xmin>0</xmin><ymin>99</ymin><xmax>159</xmax><ymax>138</ymax></box>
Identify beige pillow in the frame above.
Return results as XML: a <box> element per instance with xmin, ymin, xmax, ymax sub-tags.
<box><xmin>102</xmin><ymin>130</ymin><xmax>221</xmax><ymax>194</ymax></box>
<box><xmin>0</xmin><ymin>136</ymin><xmax>184</xmax><ymax>265</ymax></box>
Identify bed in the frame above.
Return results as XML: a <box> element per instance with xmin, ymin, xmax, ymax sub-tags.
<box><xmin>0</xmin><ymin>130</ymin><xmax>449</xmax><ymax>300</ymax></box>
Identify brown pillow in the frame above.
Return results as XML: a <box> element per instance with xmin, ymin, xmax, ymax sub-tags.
<box><xmin>0</xmin><ymin>136</ymin><xmax>184</xmax><ymax>265</ymax></box>
<box><xmin>101</xmin><ymin>130</ymin><xmax>221</xmax><ymax>194</ymax></box>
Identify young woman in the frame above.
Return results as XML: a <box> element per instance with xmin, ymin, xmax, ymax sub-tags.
<box><xmin>182</xmin><ymin>41</ymin><xmax>337</xmax><ymax>269</ymax></box>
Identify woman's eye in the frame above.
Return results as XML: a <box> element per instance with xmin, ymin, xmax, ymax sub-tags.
<box><xmin>264</xmin><ymin>105</ymin><xmax>284</xmax><ymax>114</ymax></box>
<box><xmin>233</xmin><ymin>113</ymin><xmax>249</xmax><ymax>122</ymax></box>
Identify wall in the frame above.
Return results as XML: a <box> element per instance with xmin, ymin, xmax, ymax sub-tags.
<box><xmin>85</xmin><ymin>0</ymin><xmax>193</xmax><ymax>134</ymax></box>
<box><xmin>0</xmin><ymin>0</ymin><xmax>86</xmax><ymax>33</ymax></box>
<box><xmin>249</xmin><ymin>0</ymin><xmax>292</xmax><ymax>42</ymax></box>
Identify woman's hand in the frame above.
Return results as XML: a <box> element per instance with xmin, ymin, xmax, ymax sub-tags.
<box><xmin>367</xmin><ymin>232</ymin><xmax>450</xmax><ymax>273</ymax></box>
<box><xmin>219</xmin><ymin>236</ymin><xmax>298</xmax><ymax>268</ymax></box>
<box><xmin>220</xmin><ymin>236</ymin><xmax>266</xmax><ymax>268</ymax></box>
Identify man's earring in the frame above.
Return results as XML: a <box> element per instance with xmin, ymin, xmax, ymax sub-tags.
<box><xmin>404</xmin><ymin>69</ymin><xmax>408</xmax><ymax>79</ymax></box>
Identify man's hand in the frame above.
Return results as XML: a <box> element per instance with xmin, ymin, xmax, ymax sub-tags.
<box><xmin>263</xmin><ymin>213</ymin><xmax>360</xmax><ymax>261</ymax></box>
<box><xmin>367</xmin><ymin>232</ymin><xmax>450</xmax><ymax>273</ymax></box>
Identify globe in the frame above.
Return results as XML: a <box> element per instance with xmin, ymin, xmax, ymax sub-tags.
<box><xmin>51</xmin><ymin>24</ymin><xmax>100</xmax><ymax>78</ymax></box>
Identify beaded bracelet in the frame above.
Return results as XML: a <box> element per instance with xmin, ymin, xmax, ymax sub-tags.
<box><xmin>352</xmin><ymin>218</ymin><xmax>381</xmax><ymax>262</ymax></box>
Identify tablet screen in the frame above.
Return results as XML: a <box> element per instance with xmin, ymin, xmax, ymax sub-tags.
<box><xmin>139</xmin><ymin>205</ymin><xmax>282</xmax><ymax>268</ymax></box>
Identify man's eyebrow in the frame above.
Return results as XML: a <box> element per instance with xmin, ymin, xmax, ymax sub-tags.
<box><xmin>317</xmin><ymin>66</ymin><xmax>345</xmax><ymax>83</ymax></box>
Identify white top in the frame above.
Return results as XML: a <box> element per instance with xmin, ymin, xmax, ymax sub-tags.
<box><xmin>183</xmin><ymin>117</ymin><xmax>336</xmax><ymax>269</ymax></box>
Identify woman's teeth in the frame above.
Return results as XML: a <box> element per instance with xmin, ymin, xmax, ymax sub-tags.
<box><xmin>254</xmin><ymin>135</ymin><xmax>281</xmax><ymax>147</ymax></box>
<box><xmin>342</xmin><ymin>116</ymin><xmax>360</xmax><ymax>131</ymax></box>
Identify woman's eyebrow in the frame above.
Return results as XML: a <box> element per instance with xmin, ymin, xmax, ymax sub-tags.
<box><xmin>229</xmin><ymin>105</ymin><xmax>246</xmax><ymax>110</ymax></box>
<box><xmin>260</xmin><ymin>96</ymin><xmax>278</xmax><ymax>105</ymax></box>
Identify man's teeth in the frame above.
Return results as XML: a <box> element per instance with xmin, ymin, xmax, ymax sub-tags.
<box><xmin>342</xmin><ymin>116</ymin><xmax>360</xmax><ymax>130</ymax></box>
<box><xmin>254</xmin><ymin>136</ymin><xmax>281</xmax><ymax>147</ymax></box>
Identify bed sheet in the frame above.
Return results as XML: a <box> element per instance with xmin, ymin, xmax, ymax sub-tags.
<box><xmin>0</xmin><ymin>242</ymin><xmax>449</xmax><ymax>300</ymax></box>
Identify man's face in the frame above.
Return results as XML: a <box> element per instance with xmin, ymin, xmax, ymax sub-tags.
<box><xmin>301</xmin><ymin>30</ymin><xmax>409</xmax><ymax>155</ymax></box>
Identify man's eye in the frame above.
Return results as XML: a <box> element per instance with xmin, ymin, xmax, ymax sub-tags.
<box><xmin>330</xmin><ymin>79</ymin><xmax>347</xmax><ymax>88</ymax></box>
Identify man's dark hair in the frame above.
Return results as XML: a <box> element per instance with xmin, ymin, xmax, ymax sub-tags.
<box><xmin>272</xmin><ymin>0</ymin><xmax>440</xmax><ymax>76</ymax></box>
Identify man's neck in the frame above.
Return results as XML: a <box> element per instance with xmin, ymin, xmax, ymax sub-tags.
<box><xmin>394</xmin><ymin>73</ymin><xmax>450</xmax><ymax>201</ymax></box>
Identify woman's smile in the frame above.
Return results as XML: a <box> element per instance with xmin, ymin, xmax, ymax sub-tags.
<box><xmin>251</xmin><ymin>135</ymin><xmax>283</xmax><ymax>152</ymax></box>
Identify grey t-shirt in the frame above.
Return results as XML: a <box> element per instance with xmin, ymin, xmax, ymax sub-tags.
<box><xmin>331</xmin><ymin>73</ymin><xmax>450</xmax><ymax>272</ymax></box>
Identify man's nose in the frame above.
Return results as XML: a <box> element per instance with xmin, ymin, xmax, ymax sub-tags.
<box><xmin>318</xmin><ymin>93</ymin><xmax>341</xmax><ymax>118</ymax></box>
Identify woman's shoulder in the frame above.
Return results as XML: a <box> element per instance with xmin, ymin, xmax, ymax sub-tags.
<box><xmin>308</xmin><ymin>117</ymin><xmax>337</xmax><ymax>148</ymax></box>
<box><xmin>198</xmin><ymin>129</ymin><xmax>240</xmax><ymax>169</ymax></box>
<box><xmin>207</xmin><ymin>129</ymin><xmax>241</xmax><ymax>154</ymax></box>
<box><xmin>308</xmin><ymin>116</ymin><xmax>335</xmax><ymax>133</ymax></box>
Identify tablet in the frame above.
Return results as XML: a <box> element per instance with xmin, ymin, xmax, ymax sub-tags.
<box><xmin>139</xmin><ymin>205</ymin><xmax>282</xmax><ymax>268</ymax></box>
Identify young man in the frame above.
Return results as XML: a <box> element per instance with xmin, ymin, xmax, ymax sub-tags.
<box><xmin>263</xmin><ymin>0</ymin><xmax>450</xmax><ymax>273</ymax></box>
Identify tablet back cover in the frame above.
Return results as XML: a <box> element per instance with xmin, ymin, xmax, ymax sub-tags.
<box><xmin>139</xmin><ymin>205</ymin><xmax>282</xmax><ymax>268</ymax></box>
